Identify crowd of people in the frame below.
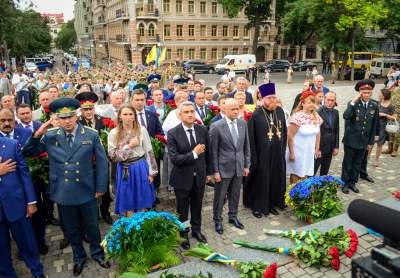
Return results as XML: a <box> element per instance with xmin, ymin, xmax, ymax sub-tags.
<box><xmin>0</xmin><ymin>61</ymin><xmax>399</xmax><ymax>277</ymax></box>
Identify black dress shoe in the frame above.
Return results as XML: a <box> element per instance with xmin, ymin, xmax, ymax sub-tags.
<box><xmin>154</xmin><ymin>197</ymin><xmax>161</xmax><ymax>204</ymax></box>
<box><xmin>102</xmin><ymin>214</ymin><xmax>113</xmax><ymax>225</ymax></box>
<box><xmin>349</xmin><ymin>184</ymin><xmax>360</xmax><ymax>193</ymax></box>
<box><xmin>180</xmin><ymin>239</ymin><xmax>190</xmax><ymax>250</ymax></box>
<box><xmin>47</xmin><ymin>217</ymin><xmax>59</xmax><ymax>226</ymax></box>
<box><xmin>269</xmin><ymin>208</ymin><xmax>279</xmax><ymax>216</ymax></box>
<box><xmin>93</xmin><ymin>258</ymin><xmax>110</xmax><ymax>269</ymax></box>
<box><xmin>252</xmin><ymin>211</ymin><xmax>262</xmax><ymax>218</ymax></box>
<box><xmin>192</xmin><ymin>231</ymin><xmax>207</xmax><ymax>243</ymax></box>
<box><xmin>73</xmin><ymin>262</ymin><xmax>85</xmax><ymax>276</ymax></box>
<box><xmin>59</xmin><ymin>238</ymin><xmax>70</xmax><ymax>250</ymax></box>
<box><xmin>360</xmin><ymin>175</ymin><xmax>374</xmax><ymax>183</ymax></box>
<box><xmin>39</xmin><ymin>244</ymin><xmax>49</xmax><ymax>255</ymax></box>
<box><xmin>228</xmin><ymin>218</ymin><xmax>244</xmax><ymax>229</ymax></box>
<box><xmin>215</xmin><ymin>223</ymin><xmax>224</xmax><ymax>234</ymax></box>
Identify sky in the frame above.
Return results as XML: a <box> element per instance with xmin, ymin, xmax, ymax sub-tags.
<box><xmin>31</xmin><ymin>0</ymin><xmax>75</xmax><ymax>21</ymax></box>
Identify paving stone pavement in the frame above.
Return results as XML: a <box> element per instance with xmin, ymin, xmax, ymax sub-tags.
<box><xmin>13</xmin><ymin>80</ymin><xmax>399</xmax><ymax>277</ymax></box>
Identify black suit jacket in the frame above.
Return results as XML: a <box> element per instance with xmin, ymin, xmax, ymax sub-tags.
<box><xmin>78</xmin><ymin>114</ymin><xmax>106</xmax><ymax>133</ymax></box>
<box><xmin>318</xmin><ymin>106</ymin><xmax>340</xmax><ymax>155</ymax></box>
<box><xmin>167</xmin><ymin>123</ymin><xmax>213</xmax><ymax>191</ymax></box>
<box><xmin>144</xmin><ymin>110</ymin><xmax>164</xmax><ymax>138</ymax></box>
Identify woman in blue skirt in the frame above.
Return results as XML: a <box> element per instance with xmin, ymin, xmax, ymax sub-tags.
<box><xmin>108</xmin><ymin>104</ymin><xmax>158</xmax><ymax>216</ymax></box>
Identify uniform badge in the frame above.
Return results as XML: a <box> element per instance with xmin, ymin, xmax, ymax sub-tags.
<box><xmin>81</xmin><ymin>140</ymin><xmax>92</xmax><ymax>145</ymax></box>
<box><xmin>356</xmin><ymin>116</ymin><xmax>359</xmax><ymax>121</ymax></box>
<box><xmin>369</xmin><ymin>110</ymin><xmax>375</xmax><ymax>115</ymax></box>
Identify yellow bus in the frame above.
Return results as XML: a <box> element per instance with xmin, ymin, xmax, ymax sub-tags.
<box><xmin>338</xmin><ymin>52</ymin><xmax>383</xmax><ymax>69</ymax></box>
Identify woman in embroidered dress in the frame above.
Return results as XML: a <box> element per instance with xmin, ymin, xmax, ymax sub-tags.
<box><xmin>108</xmin><ymin>104</ymin><xmax>158</xmax><ymax>216</ymax></box>
<box><xmin>287</xmin><ymin>89</ymin><xmax>323</xmax><ymax>184</ymax></box>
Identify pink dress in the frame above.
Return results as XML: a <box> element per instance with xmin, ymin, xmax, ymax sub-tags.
<box><xmin>286</xmin><ymin>111</ymin><xmax>323</xmax><ymax>177</ymax></box>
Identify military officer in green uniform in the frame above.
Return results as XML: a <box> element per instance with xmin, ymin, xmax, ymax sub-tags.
<box><xmin>341</xmin><ymin>79</ymin><xmax>379</xmax><ymax>194</ymax></box>
<box><xmin>23</xmin><ymin>98</ymin><xmax>110</xmax><ymax>276</ymax></box>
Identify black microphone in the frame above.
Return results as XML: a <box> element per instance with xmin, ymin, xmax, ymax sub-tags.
<box><xmin>348</xmin><ymin>199</ymin><xmax>400</xmax><ymax>243</ymax></box>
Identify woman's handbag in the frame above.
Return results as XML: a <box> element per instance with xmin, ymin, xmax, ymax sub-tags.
<box><xmin>385</xmin><ymin>120</ymin><xmax>400</xmax><ymax>133</ymax></box>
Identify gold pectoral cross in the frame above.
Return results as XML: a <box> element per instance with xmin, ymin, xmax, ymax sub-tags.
<box><xmin>267</xmin><ymin>129</ymin><xmax>273</xmax><ymax>141</ymax></box>
<box><xmin>276</xmin><ymin>129</ymin><xmax>281</xmax><ymax>139</ymax></box>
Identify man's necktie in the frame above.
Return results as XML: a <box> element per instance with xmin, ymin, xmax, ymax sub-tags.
<box><xmin>200</xmin><ymin>107</ymin><xmax>205</xmax><ymax>118</ymax></box>
<box><xmin>5</xmin><ymin>133</ymin><xmax>11</xmax><ymax>139</ymax></box>
<box><xmin>187</xmin><ymin>129</ymin><xmax>196</xmax><ymax>149</ymax></box>
<box><xmin>66</xmin><ymin>134</ymin><xmax>73</xmax><ymax>148</ymax></box>
<box><xmin>230</xmin><ymin>121</ymin><xmax>238</xmax><ymax>146</ymax></box>
<box><xmin>139</xmin><ymin>113</ymin><xmax>146</xmax><ymax>128</ymax></box>
<box><xmin>25</xmin><ymin>124</ymin><xmax>31</xmax><ymax>130</ymax></box>
<box><xmin>87</xmin><ymin>120</ymin><xmax>93</xmax><ymax>127</ymax></box>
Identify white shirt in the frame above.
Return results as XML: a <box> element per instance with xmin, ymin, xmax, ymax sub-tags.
<box><xmin>162</xmin><ymin>109</ymin><xmax>181</xmax><ymax>136</ymax></box>
<box><xmin>19</xmin><ymin>121</ymin><xmax>34</xmax><ymax>132</ymax></box>
<box><xmin>12</xmin><ymin>73</ymin><xmax>29</xmax><ymax>92</ymax></box>
<box><xmin>225</xmin><ymin>117</ymin><xmax>238</xmax><ymax>139</ymax></box>
<box><xmin>0</xmin><ymin>130</ymin><xmax>14</xmax><ymax>139</ymax></box>
<box><xmin>182</xmin><ymin>123</ymin><xmax>198</xmax><ymax>160</ymax></box>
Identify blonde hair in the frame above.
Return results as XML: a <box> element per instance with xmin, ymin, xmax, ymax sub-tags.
<box><xmin>115</xmin><ymin>104</ymin><xmax>141</xmax><ymax>144</ymax></box>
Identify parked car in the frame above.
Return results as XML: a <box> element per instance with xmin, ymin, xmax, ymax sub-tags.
<box><xmin>79</xmin><ymin>58</ymin><xmax>91</xmax><ymax>69</ymax></box>
<box><xmin>259</xmin><ymin>59</ymin><xmax>290</xmax><ymax>72</ymax></box>
<box><xmin>292</xmin><ymin>61</ymin><xmax>317</xmax><ymax>71</ymax></box>
<box><xmin>35</xmin><ymin>61</ymin><xmax>54</xmax><ymax>71</ymax></box>
<box><xmin>24</xmin><ymin>62</ymin><xmax>38</xmax><ymax>72</ymax></box>
<box><xmin>183</xmin><ymin>60</ymin><xmax>214</xmax><ymax>73</ymax></box>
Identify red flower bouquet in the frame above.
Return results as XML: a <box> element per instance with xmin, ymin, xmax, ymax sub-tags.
<box><xmin>393</xmin><ymin>191</ymin><xmax>400</xmax><ymax>200</ymax></box>
<box><xmin>100</xmin><ymin>117</ymin><xmax>116</xmax><ymax>152</ymax></box>
<box><xmin>146</xmin><ymin>99</ymin><xmax>154</xmax><ymax>106</ymax></box>
<box><xmin>243</xmin><ymin>111</ymin><xmax>253</xmax><ymax>122</ymax></box>
<box><xmin>328</xmin><ymin>246</ymin><xmax>340</xmax><ymax>271</ymax></box>
<box><xmin>151</xmin><ymin>133</ymin><xmax>167</xmax><ymax>159</ymax></box>
<box><xmin>162</xmin><ymin>100</ymin><xmax>177</xmax><ymax>121</ymax></box>
<box><xmin>344</xmin><ymin>229</ymin><xmax>359</xmax><ymax>258</ymax></box>
<box><xmin>202</xmin><ymin>105</ymin><xmax>220</xmax><ymax>126</ymax></box>
<box><xmin>26</xmin><ymin>152</ymin><xmax>49</xmax><ymax>185</ymax></box>
<box><xmin>263</xmin><ymin>262</ymin><xmax>277</xmax><ymax>278</ymax></box>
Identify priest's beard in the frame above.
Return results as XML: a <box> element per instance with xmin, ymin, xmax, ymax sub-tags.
<box><xmin>263</xmin><ymin>102</ymin><xmax>277</xmax><ymax>111</ymax></box>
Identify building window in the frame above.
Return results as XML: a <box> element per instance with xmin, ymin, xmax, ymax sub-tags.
<box><xmin>177</xmin><ymin>48</ymin><xmax>184</xmax><ymax>59</ymax></box>
<box><xmin>188</xmin><ymin>1</ymin><xmax>194</xmax><ymax>14</ymax></box>
<box><xmin>188</xmin><ymin>25</ymin><xmax>195</xmax><ymax>36</ymax></box>
<box><xmin>176</xmin><ymin>25</ymin><xmax>183</xmax><ymax>37</ymax></box>
<box><xmin>233</xmin><ymin>26</ymin><xmax>239</xmax><ymax>37</ymax></box>
<box><xmin>176</xmin><ymin>0</ymin><xmax>182</xmax><ymax>13</ymax></box>
<box><xmin>138</xmin><ymin>23</ymin><xmax>145</xmax><ymax>36</ymax></box>
<box><xmin>148</xmin><ymin>0</ymin><xmax>154</xmax><ymax>12</ymax></box>
<box><xmin>200</xmin><ymin>1</ymin><xmax>206</xmax><ymax>14</ymax></box>
<box><xmin>222</xmin><ymin>6</ymin><xmax>228</xmax><ymax>16</ymax></box>
<box><xmin>200</xmin><ymin>48</ymin><xmax>206</xmax><ymax>60</ymax></box>
<box><xmin>163</xmin><ymin>0</ymin><xmax>170</xmax><ymax>13</ymax></box>
<box><xmin>166</xmin><ymin>48</ymin><xmax>172</xmax><ymax>60</ymax></box>
<box><xmin>200</xmin><ymin>25</ymin><xmax>206</xmax><ymax>37</ymax></box>
<box><xmin>243</xmin><ymin>47</ymin><xmax>248</xmax><ymax>54</ymax></box>
<box><xmin>222</xmin><ymin>26</ymin><xmax>228</xmax><ymax>37</ymax></box>
<box><xmin>211</xmin><ymin>2</ymin><xmax>217</xmax><ymax>15</ymax></box>
<box><xmin>211</xmin><ymin>48</ymin><xmax>217</xmax><ymax>59</ymax></box>
<box><xmin>222</xmin><ymin>48</ymin><xmax>228</xmax><ymax>57</ymax></box>
<box><xmin>164</xmin><ymin>24</ymin><xmax>170</xmax><ymax>37</ymax></box>
<box><xmin>188</xmin><ymin>48</ymin><xmax>195</xmax><ymax>59</ymax></box>
<box><xmin>244</xmin><ymin>27</ymin><xmax>249</xmax><ymax>37</ymax></box>
<box><xmin>211</xmin><ymin>25</ymin><xmax>217</xmax><ymax>36</ymax></box>
<box><xmin>232</xmin><ymin>48</ymin><xmax>238</xmax><ymax>54</ymax></box>
<box><xmin>148</xmin><ymin>23</ymin><xmax>155</xmax><ymax>37</ymax></box>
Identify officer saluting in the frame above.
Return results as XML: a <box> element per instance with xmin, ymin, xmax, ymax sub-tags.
<box><xmin>75</xmin><ymin>92</ymin><xmax>113</xmax><ymax>224</ymax></box>
<box><xmin>341</xmin><ymin>79</ymin><xmax>379</xmax><ymax>194</ymax></box>
<box><xmin>23</xmin><ymin>98</ymin><xmax>110</xmax><ymax>276</ymax></box>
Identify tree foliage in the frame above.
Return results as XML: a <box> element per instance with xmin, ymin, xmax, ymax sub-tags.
<box><xmin>218</xmin><ymin>0</ymin><xmax>273</xmax><ymax>54</ymax></box>
<box><xmin>0</xmin><ymin>0</ymin><xmax>51</xmax><ymax>61</ymax></box>
<box><xmin>55</xmin><ymin>20</ymin><xmax>77</xmax><ymax>52</ymax></box>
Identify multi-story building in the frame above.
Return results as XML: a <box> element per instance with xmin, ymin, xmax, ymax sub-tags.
<box><xmin>41</xmin><ymin>13</ymin><xmax>65</xmax><ymax>47</ymax></box>
<box><xmin>75</xmin><ymin>0</ymin><xmax>279</xmax><ymax>65</ymax></box>
<box><xmin>74</xmin><ymin>0</ymin><xmax>95</xmax><ymax>58</ymax></box>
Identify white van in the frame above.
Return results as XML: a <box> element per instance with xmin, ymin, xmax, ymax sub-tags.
<box><xmin>215</xmin><ymin>54</ymin><xmax>256</xmax><ymax>74</ymax></box>
<box><xmin>370</xmin><ymin>57</ymin><xmax>400</xmax><ymax>78</ymax></box>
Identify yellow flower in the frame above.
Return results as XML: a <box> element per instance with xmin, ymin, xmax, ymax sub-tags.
<box><xmin>245</xmin><ymin>104</ymin><xmax>256</xmax><ymax>112</ymax></box>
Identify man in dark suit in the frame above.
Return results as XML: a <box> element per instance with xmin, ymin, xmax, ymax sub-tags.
<box><xmin>210</xmin><ymin>99</ymin><xmax>250</xmax><ymax>235</ymax></box>
<box><xmin>0</xmin><ymin>108</ymin><xmax>31</xmax><ymax>147</ymax></box>
<box><xmin>0</xmin><ymin>137</ymin><xmax>45</xmax><ymax>278</ymax></box>
<box><xmin>168</xmin><ymin>101</ymin><xmax>213</xmax><ymax>249</ymax></box>
<box><xmin>23</xmin><ymin>98</ymin><xmax>110</xmax><ymax>276</ymax></box>
<box><xmin>227</xmin><ymin>77</ymin><xmax>254</xmax><ymax>104</ymax></box>
<box><xmin>341</xmin><ymin>80</ymin><xmax>379</xmax><ymax>194</ymax></box>
<box><xmin>75</xmin><ymin>92</ymin><xmax>113</xmax><ymax>224</ymax></box>
<box><xmin>314</xmin><ymin>92</ymin><xmax>339</xmax><ymax>176</ymax></box>
<box><xmin>130</xmin><ymin>88</ymin><xmax>164</xmax><ymax>203</ymax></box>
<box><xmin>194</xmin><ymin>91</ymin><xmax>209</xmax><ymax>121</ymax></box>
<box><xmin>16</xmin><ymin>104</ymin><xmax>52</xmax><ymax>255</ymax></box>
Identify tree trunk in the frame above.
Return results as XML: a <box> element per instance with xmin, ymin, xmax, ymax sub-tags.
<box><xmin>350</xmin><ymin>28</ymin><xmax>355</xmax><ymax>81</ymax></box>
<box><xmin>391</xmin><ymin>38</ymin><xmax>396</xmax><ymax>53</ymax></box>
<box><xmin>339</xmin><ymin>51</ymin><xmax>348</xmax><ymax>81</ymax></box>
<box><xmin>331</xmin><ymin>47</ymin><xmax>339</xmax><ymax>83</ymax></box>
<box><xmin>252</xmin><ymin>24</ymin><xmax>261</xmax><ymax>55</ymax></box>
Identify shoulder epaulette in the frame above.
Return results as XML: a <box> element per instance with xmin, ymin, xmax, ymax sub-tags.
<box><xmin>84</xmin><ymin>126</ymin><xmax>98</xmax><ymax>133</ymax></box>
<box><xmin>47</xmin><ymin>127</ymin><xmax>59</xmax><ymax>132</ymax></box>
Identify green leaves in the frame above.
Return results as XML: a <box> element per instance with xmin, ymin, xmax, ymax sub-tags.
<box><xmin>236</xmin><ymin>261</ymin><xmax>268</xmax><ymax>278</ymax></box>
<box><xmin>55</xmin><ymin>20</ymin><xmax>77</xmax><ymax>52</ymax></box>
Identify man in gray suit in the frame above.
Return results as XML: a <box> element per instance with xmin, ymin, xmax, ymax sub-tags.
<box><xmin>210</xmin><ymin>98</ymin><xmax>250</xmax><ymax>234</ymax></box>
<box><xmin>0</xmin><ymin>69</ymin><xmax>11</xmax><ymax>97</ymax></box>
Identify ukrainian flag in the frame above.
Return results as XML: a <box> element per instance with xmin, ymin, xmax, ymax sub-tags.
<box><xmin>146</xmin><ymin>46</ymin><xmax>157</xmax><ymax>65</ymax></box>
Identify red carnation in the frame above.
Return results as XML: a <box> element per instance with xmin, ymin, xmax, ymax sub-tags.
<box><xmin>147</xmin><ymin>99</ymin><xmax>154</xmax><ymax>106</ymax></box>
<box><xmin>43</xmin><ymin>107</ymin><xmax>50</xmax><ymax>113</ymax></box>
<box><xmin>209</xmin><ymin>104</ymin><xmax>220</xmax><ymax>113</ymax></box>
<box><xmin>38</xmin><ymin>152</ymin><xmax>48</xmax><ymax>159</ymax></box>
<box><xmin>328</xmin><ymin>246</ymin><xmax>340</xmax><ymax>271</ymax></box>
<box><xmin>393</xmin><ymin>191</ymin><xmax>400</xmax><ymax>200</ymax></box>
<box><xmin>243</xmin><ymin>111</ymin><xmax>253</xmax><ymax>122</ymax></box>
<box><xmin>155</xmin><ymin>134</ymin><xmax>167</xmax><ymax>144</ymax></box>
<box><xmin>103</xmin><ymin>118</ymin><xmax>116</xmax><ymax>128</ymax></box>
<box><xmin>165</xmin><ymin>100</ymin><xmax>177</xmax><ymax>109</ymax></box>
<box><xmin>344</xmin><ymin>229</ymin><xmax>359</xmax><ymax>258</ymax></box>
<box><xmin>263</xmin><ymin>263</ymin><xmax>277</xmax><ymax>278</ymax></box>
<box><xmin>195</xmin><ymin>119</ymin><xmax>203</xmax><ymax>125</ymax></box>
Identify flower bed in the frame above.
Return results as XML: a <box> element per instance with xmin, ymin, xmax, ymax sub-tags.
<box><xmin>285</xmin><ymin>176</ymin><xmax>345</xmax><ymax>223</ymax></box>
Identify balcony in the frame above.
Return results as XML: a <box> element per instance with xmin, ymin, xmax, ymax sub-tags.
<box><xmin>116</xmin><ymin>34</ymin><xmax>129</xmax><ymax>44</ymax></box>
<box><xmin>96</xmin><ymin>35</ymin><xmax>107</xmax><ymax>42</ymax></box>
<box><xmin>96</xmin><ymin>0</ymin><xmax>105</xmax><ymax>7</ymax></box>
<box><xmin>136</xmin><ymin>34</ymin><xmax>158</xmax><ymax>44</ymax></box>
<box><xmin>136</xmin><ymin>4</ymin><xmax>159</xmax><ymax>19</ymax></box>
